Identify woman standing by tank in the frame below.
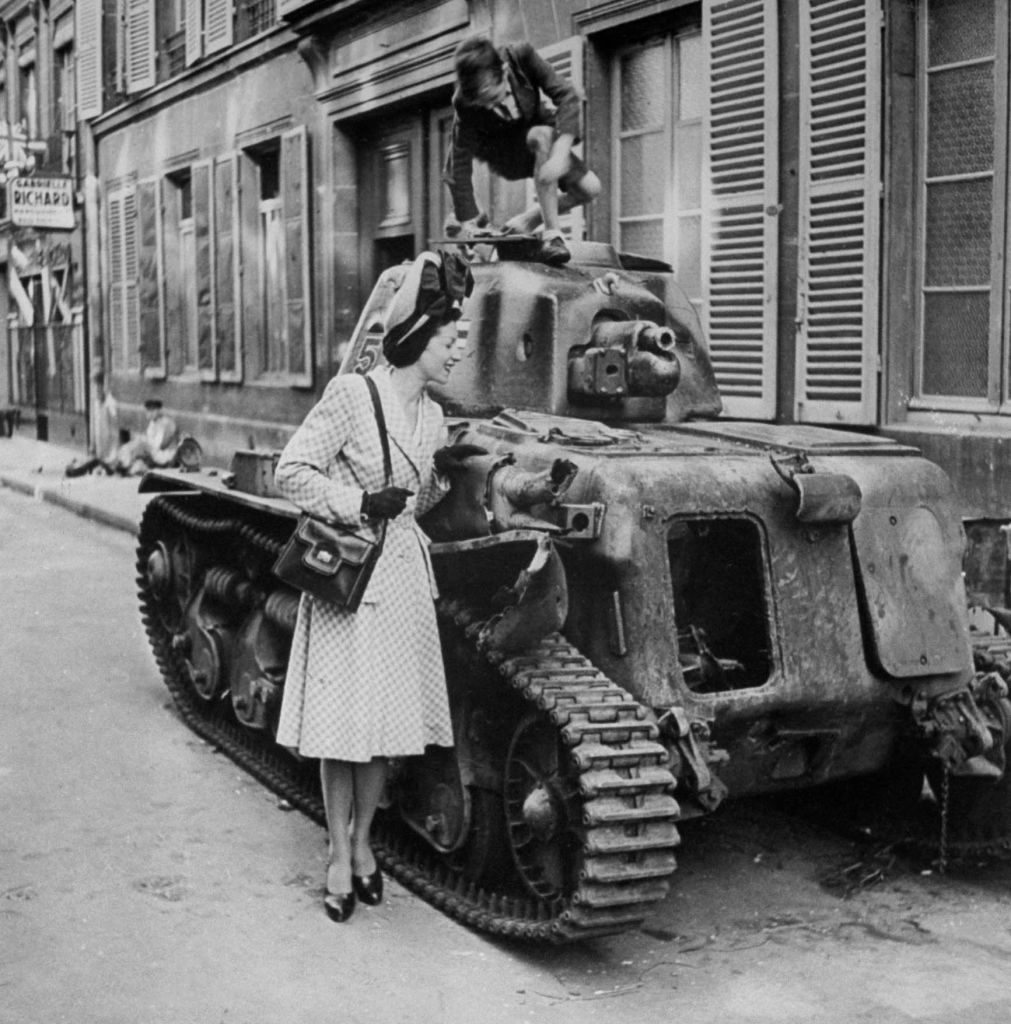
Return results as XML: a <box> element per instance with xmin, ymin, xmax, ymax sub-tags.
<box><xmin>274</xmin><ymin>251</ymin><xmax>481</xmax><ymax>923</ymax></box>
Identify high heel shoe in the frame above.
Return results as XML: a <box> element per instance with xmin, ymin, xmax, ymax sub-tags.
<box><xmin>323</xmin><ymin>890</ymin><xmax>356</xmax><ymax>923</ymax></box>
<box><xmin>352</xmin><ymin>868</ymin><xmax>383</xmax><ymax>906</ymax></box>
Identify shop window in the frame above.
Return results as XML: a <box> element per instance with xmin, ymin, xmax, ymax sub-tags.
<box><xmin>914</xmin><ymin>0</ymin><xmax>1008</xmax><ymax>410</ymax></box>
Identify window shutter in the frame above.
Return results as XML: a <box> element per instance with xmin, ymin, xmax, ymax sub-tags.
<box><xmin>76</xmin><ymin>0</ymin><xmax>103</xmax><ymax>120</ymax></box>
<box><xmin>282</xmin><ymin>126</ymin><xmax>312</xmax><ymax>385</ymax></box>
<box><xmin>702</xmin><ymin>0</ymin><xmax>779</xmax><ymax>420</ymax></box>
<box><xmin>108</xmin><ymin>193</ymin><xmax>124</xmax><ymax>371</ymax></box>
<box><xmin>795</xmin><ymin>0</ymin><xmax>881</xmax><ymax>424</ymax></box>
<box><xmin>137</xmin><ymin>177</ymin><xmax>166</xmax><ymax>379</ymax></box>
<box><xmin>123</xmin><ymin>189</ymin><xmax>140</xmax><ymax>371</ymax></box>
<box><xmin>192</xmin><ymin>160</ymin><xmax>216</xmax><ymax>379</ymax></box>
<box><xmin>215</xmin><ymin>154</ymin><xmax>242</xmax><ymax>382</ymax></box>
<box><xmin>185</xmin><ymin>0</ymin><xmax>203</xmax><ymax>66</ymax></box>
<box><xmin>205</xmin><ymin>0</ymin><xmax>234</xmax><ymax>55</ymax></box>
<box><xmin>529</xmin><ymin>37</ymin><xmax>586</xmax><ymax>241</ymax></box>
<box><xmin>126</xmin><ymin>0</ymin><xmax>156</xmax><ymax>93</ymax></box>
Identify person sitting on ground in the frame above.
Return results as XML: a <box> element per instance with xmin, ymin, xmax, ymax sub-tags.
<box><xmin>111</xmin><ymin>398</ymin><xmax>179</xmax><ymax>475</ymax></box>
<box><xmin>444</xmin><ymin>35</ymin><xmax>602</xmax><ymax>266</ymax></box>
<box><xmin>68</xmin><ymin>398</ymin><xmax>180</xmax><ymax>478</ymax></box>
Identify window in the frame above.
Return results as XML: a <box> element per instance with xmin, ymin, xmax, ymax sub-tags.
<box><xmin>238</xmin><ymin>127</ymin><xmax>311</xmax><ymax>383</ymax></box>
<box><xmin>18</xmin><ymin>51</ymin><xmax>37</xmax><ymax>139</ymax></box>
<box><xmin>915</xmin><ymin>0</ymin><xmax>1006</xmax><ymax>409</ymax></box>
<box><xmin>612</xmin><ymin>32</ymin><xmax>703</xmax><ymax>309</ymax></box>
<box><xmin>54</xmin><ymin>45</ymin><xmax>76</xmax><ymax>173</ymax></box>
<box><xmin>174</xmin><ymin>172</ymin><xmax>200</xmax><ymax>371</ymax></box>
<box><xmin>609</xmin><ymin>4</ymin><xmax>779</xmax><ymax>420</ymax></box>
<box><xmin>237</xmin><ymin>0</ymin><xmax>277</xmax><ymax>42</ymax></box>
<box><xmin>256</xmin><ymin>146</ymin><xmax>287</xmax><ymax>375</ymax></box>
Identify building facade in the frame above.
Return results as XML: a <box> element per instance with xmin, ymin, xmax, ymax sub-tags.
<box><xmin>0</xmin><ymin>0</ymin><xmax>86</xmax><ymax>445</ymax></box>
<box><xmin>66</xmin><ymin>0</ymin><xmax>1011</xmax><ymax>578</ymax></box>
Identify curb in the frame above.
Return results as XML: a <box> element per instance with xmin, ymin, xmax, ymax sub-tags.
<box><xmin>0</xmin><ymin>472</ymin><xmax>142</xmax><ymax>536</ymax></box>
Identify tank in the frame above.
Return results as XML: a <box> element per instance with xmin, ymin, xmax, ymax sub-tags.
<box><xmin>136</xmin><ymin>239</ymin><xmax>1011</xmax><ymax>943</ymax></box>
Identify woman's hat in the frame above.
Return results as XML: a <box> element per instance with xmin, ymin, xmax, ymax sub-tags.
<box><xmin>383</xmin><ymin>250</ymin><xmax>473</xmax><ymax>356</ymax></box>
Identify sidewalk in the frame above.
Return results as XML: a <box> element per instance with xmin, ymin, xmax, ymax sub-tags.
<box><xmin>0</xmin><ymin>434</ymin><xmax>153</xmax><ymax>535</ymax></box>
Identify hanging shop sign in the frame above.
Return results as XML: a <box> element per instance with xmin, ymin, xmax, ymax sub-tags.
<box><xmin>8</xmin><ymin>176</ymin><xmax>75</xmax><ymax>229</ymax></box>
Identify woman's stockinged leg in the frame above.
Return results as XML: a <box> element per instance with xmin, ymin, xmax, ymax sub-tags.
<box><xmin>320</xmin><ymin>759</ymin><xmax>354</xmax><ymax>895</ymax></box>
<box><xmin>351</xmin><ymin>757</ymin><xmax>388</xmax><ymax>876</ymax></box>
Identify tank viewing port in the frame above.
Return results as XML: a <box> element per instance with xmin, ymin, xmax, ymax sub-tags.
<box><xmin>668</xmin><ymin>517</ymin><xmax>772</xmax><ymax>693</ymax></box>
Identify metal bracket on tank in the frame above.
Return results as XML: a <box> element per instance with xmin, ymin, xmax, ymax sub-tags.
<box><xmin>770</xmin><ymin>451</ymin><xmax>862</xmax><ymax>525</ymax></box>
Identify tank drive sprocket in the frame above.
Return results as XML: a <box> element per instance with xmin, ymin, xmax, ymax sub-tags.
<box><xmin>136</xmin><ymin>494</ymin><xmax>681</xmax><ymax>942</ymax></box>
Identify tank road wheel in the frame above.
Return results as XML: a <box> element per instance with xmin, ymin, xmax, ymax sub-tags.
<box><xmin>142</xmin><ymin>535</ymin><xmax>195</xmax><ymax>634</ymax></box>
<box><xmin>505</xmin><ymin>713</ymin><xmax>580</xmax><ymax>901</ymax></box>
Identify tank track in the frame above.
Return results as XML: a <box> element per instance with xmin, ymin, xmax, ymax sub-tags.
<box><xmin>136</xmin><ymin>495</ymin><xmax>680</xmax><ymax>942</ymax></box>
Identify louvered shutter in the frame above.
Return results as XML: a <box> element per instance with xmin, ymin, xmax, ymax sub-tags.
<box><xmin>137</xmin><ymin>177</ymin><xmax>166</xmax><ymax>379</ymax></box>
<box><xmin>702</xmin><ymin>0</ymin><xmax>779</xmax><ymax>420</ymax></box>
<box><xmin>76</xmin><ymin>0</ymin><xmax>103</xmax><ymax>121</ymax></box>
<box><xmin>185</xmin><ymin>0</ymin><xmax>203</xmax><ymax>66</ymax></box>
<box><xmin>528</xmin><ymin>37</ymin><xmax>586</xmax><ymax>241</ymax></box>
<box><xmin>205</xmin><ymin>0</ymin><xmax>234</xmax><ymax>55</ymax></box>
<box><xmin>795</xmin><ymin>0</ymin><xmax>881</xmax><ymax>424</ymax></box>
<box><xmin>215</xmin><ymin>155</ymin><xmax>242</xmax><ymax>382</ymax></box>
<box><xmin>108</xmin><ymin>194</ymin><xmax>125</xmax><ymax>371</ymax></box>
<box><xmin>126</xmin><ymin>0</ymin><xmax>155</xmax><ymax>93</ymax></box>
<box><xmin>192</xmin><ymin>160</ymin><xmax>216</xmax><ymax>379</ymax></box>
<box><xmin>282</xmin><ymin>126</ymin><xmax>312</xmax><ymax>385</ymax></box>
<box><xmin>125</xmin><ymin>190</ymin><xmax>140</xmax><ymax>371</ymax></box>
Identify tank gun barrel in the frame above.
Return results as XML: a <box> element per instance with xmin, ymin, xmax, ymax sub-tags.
<box><xmin>568</xmin><ymin>319</ymin><xmax>681</xmax><ymax>401</ymax></box>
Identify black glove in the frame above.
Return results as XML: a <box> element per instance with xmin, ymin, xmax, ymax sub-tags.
<box><xmin>433</xmin><ymin>444</ymin><xmax>488</xmax><ymax>476</ymax></box>
<box><xmin>361</xmin><ymin>486</ymin><xmax>413</xmax><ymax>520</ymax></box>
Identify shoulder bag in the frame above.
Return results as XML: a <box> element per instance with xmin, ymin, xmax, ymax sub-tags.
<box><xmin>272</xmin><ymin>375</ymin><xmax>391</xmax><ymax>612</ymax></box>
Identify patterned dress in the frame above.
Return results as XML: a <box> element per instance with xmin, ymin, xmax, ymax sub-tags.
<box><xmin>274</xmin><ymin>366</ymin><xmax>454</xmax><ymax>762</ymax></box>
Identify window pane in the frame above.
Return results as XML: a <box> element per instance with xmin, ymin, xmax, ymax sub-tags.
<box><xmin>925</xmin><ymin>179</ymin><xmax>992</xmax><ymax>287</ymax></box>
<box><xmin>620</xmin><ymin>132</ymin><xmax>666</xmax><ymax>216</ymax></box>
<box><xmin>677</xmin><ymin>215</ymin><xmax>701</xmax><ymax>299</ymax></box>
<box><xmin>921</xmin><ymin>292</ymin><xmax>989</xmax><ymax>397</ymax></box>
<box><xmin>620</xmin><ymin>43</ymin><xmax>665</xmax><ymax>132</ymax></box>
<box><xmin>620</xmin><ymin>219</ymin><xmax>664</xmax><ymax>259</ymax></box>
<box><xmin>675</xmin><ymin>122</ymin><xmax>702</xmax><ymax>209</ymax></box>
<box><xmin>678</xmin><ymin>33</ymin><xmax>703</xmax><ymax>120</ymax></box>
<box><xmin>927</xmin><ymin>64</ymin><xmax>994</xmax><ymax>177</ymax></box>
<box><xmin>928</xmin><ymin>0</ymin><xmax>993</xmax><ymax>67</ymax></box>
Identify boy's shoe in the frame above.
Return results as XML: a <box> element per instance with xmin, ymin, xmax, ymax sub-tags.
<box><xmin>539</xmin><ymin>235</ymin><xmax>570</xmax><ymax>266</ymax></box>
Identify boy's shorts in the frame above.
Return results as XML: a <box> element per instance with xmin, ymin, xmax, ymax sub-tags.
<box><xmin>485</xmin><ymin>124</ymin><xmax>589</xmax><ymax>191</ymax></box>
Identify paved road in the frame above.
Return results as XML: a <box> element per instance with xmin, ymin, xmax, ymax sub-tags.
<box><xmin>3</xmin><ymin>487</ymin><xmax>1011</xmax><ymax>1024</ymax></box>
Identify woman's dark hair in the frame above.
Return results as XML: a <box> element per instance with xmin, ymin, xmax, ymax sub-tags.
<box><xmin>454</xmin><ymin>36</ymin><xmax>503</xmax><ymax>102</ymax></box>
<box><xmin>383</xmin><ymin>319</ymin><xmax>441</xmax><ymax>368</ymax></box>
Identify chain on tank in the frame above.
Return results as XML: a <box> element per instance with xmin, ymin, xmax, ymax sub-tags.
<box><xmin>136</xmin><ymin>494</ymin><xmax>681</xmax><ymax>942</ymax></box>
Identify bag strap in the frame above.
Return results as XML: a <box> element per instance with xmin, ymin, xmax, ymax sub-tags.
<box><xmin>362</xmin><ymin>374</ymin><xmax>392</xmax><ymax>551</ymax></box>
<box><xmin>363</xmin><ymin>375</ymin><xmax>392</xmax><ymax>486</ymax></box>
